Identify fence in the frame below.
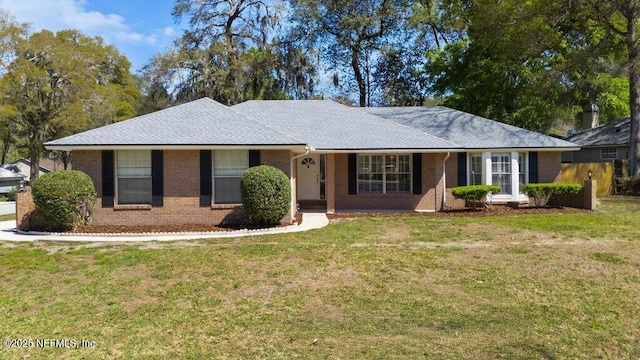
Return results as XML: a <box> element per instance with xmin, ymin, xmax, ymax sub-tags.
<box><xmin>561</xmin><ymin>162</ymin><xmax>613</xmax><ymax>197</ymax></box>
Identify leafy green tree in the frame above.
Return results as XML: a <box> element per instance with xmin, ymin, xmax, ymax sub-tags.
<box><xmin>0</xmin><ymin>29</ymin><xmax>139</xmax><ymax>180</ymax></box>
<box><xmin>423</xmin><ymin>0</ymin><xmax>631</xmax><ymax>134</ymax></box>
<box><xmin>567</xmin><ymin>0</ymin><xmax>640</xmax><ymax>174</ymax></box>
<box><xmin>289</xmin><ymin>0</ymin><xmax>406</xmax><ymax>107</ymax></box>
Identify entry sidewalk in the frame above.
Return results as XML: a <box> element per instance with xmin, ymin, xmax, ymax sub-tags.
<box><xmin>0</xmin><ymin>212</ymin><xmax>329</xmax><ymax>242</ymax></box>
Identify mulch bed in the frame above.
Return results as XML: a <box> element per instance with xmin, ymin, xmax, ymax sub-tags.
<box><xmin>62</xmin><ymin>207</ymin><xmax>583</xmax><ymax>234</ymax></box>
<box><xmin>66</xmin><ymin>212</ymin><xmax>304</xmax><ymax>234</ymax></box>
<box><xmin>327</xmin><ymin>205</ymin><xmax>588</xmax><ymax>219</ymax></box>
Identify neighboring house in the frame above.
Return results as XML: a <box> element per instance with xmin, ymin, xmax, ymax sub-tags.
<box><xmin>44</xmin><ymin>98</ymin><xmax>578</xmax><ymax>227</ymax></box>
<box><xmin>0</xmin><ymin>165</ymin><xmax>26</xmax><ymax>193</ymax></box>
<box><xmin>10</xmin><ymin>158</ymin><xmax>54</xmax><ymax>179</ymax></box>
<box><xmin>562</xmin><ymin>117</ymin><xmax>630</xmax><ymax>163</ymax></box>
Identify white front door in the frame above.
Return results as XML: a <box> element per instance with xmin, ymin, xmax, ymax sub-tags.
<box><xmin>297</xmin><ymin>154</ymin><xmax>320</xmax><ymax>200</ymax></box>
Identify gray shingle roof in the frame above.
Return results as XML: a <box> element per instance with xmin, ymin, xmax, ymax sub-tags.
<box><xmin>0</xmin><ymin>167</ymin><xmax>25</xmax><ymax>180</ymax></box>
<box><xmin>565</xmin><ymin>117</ymin><xmax>630</xmax><ymax>147</ymax></box>
<box><xmin>231</xmin><ymin>100</ymin><xmax>460</xmax><ymax>150</ymax></box>
<box><xmin>46</xmin><ymin>98</ymin><xmax>303</xmax><ymax>148</ymax></box>
<box><xmin>363</xmin><ymin>106</ymin><xmax>578</xmax><ymax>150</ymax></box>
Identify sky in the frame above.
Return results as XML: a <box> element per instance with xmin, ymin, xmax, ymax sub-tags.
<box><xmin>0</xmin><ymin>0</ymin><xmax>182</xmax><ymax>73</ymax></box>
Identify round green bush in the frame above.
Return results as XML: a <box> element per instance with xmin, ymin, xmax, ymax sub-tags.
<box><xmin>241</xmin><ymin>165</ymin><xmax>291</xmax><ymax>226</ymax></box>
<box><xmin>31</xmin><ymin>170</ymin><xmax>96</xmax><ymax>231</ymax></box>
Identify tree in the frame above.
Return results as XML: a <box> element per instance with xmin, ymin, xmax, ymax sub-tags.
<box><xmin>0</xmin><ymin>29</ymin><xmax>139</xmax><ymax>180</ymax></box>
<box><xmin>142</xmin><ymin>0</ymin><xmax>316</xmax><ymax>105</ymax></box>
<box><xmin>423</xmin><ymin>0</ymin><xmax>631</xmax><ymax>133</ymax></box>
<box><xmin>289</xmin><ymin>0</ymin><xmax>405</xmax><ymax>107</ymax></box>
<box><xmin>373</xmin><ymin>47</ymin><xmax>428</xmax><ymax>106</ymax></box>
<box><xmin>571</xmin><ymin>0</ymin><xmax>640</xmax><ymax>174</ymax></box>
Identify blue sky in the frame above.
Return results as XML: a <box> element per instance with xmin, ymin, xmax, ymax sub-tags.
<box><xmin>0</xmin><ymin>0</ymin><xmax>182</xmax><ymax>73</ymax></box>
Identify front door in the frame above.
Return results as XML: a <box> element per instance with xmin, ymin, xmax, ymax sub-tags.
<box><xmin>297</xmin><ymin>154</ymin><xmax>320</xmax><ymax>200</ymax></box>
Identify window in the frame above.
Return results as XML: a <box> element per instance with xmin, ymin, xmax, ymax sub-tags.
<box><xmin>491</xmin><ymin>153</ymin><xmax>511</xmax><ymax>194</ymax></box>
<box><xmin>518</xmin><ymin>152</ymin><xmax>527</xmax><ymax>186</ymax></box>
<box><xmin>357</xmin><ymin>154</ymin><xmax>383</xmax><ymax>193</ymax></box>
<box><xmin>600</xmin><ymin>147</ymin><xmax>618</xmax><ymax>160</ymax></box>
<box><xmin>357</xmin><ymin>154</ymin><xmax>411</xmax><ymax>194</ymax></box>
<box><xmin>117</xmin><ymin>150</ymin><xmax>151</xmax><ymax>204</ymax></box>
<box><xmin>213</xmin><ymin>150</ymin><xmax>248</xmax><ymax>204</ymax></box>
<box><xmin>470</xmin><ymin>153</ymin><xmax>483</xmax><ymax>185</ymax></box>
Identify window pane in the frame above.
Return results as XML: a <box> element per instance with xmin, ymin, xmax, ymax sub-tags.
<box><xmin>117</xmin><ymin>150</ymin><xmax>152</xmax><ymax>204</ymax></box>
<box><xmin>215</xmin><ymin>150</ymin><xmax>249</xmax><ymax>177</ymax></box>
<box><xmin>470</xmin><ymin>153</ymin><xmax>482</xmax><ymax>185</ymax></box>
<box><xmin>491</xmin><ymin>153</ymin><xmax>511</xmax><ymax>194</ymax></box>
<box><xmin>214</xmin><ymin>150</ymin><xmax>248</xmax><ymax>204</ymax></box>
<box><xmin>118</xmin><ymin>150</ymin><xmax>151</xmax><ymax>177</ymax></box>
<box><xmin>117</xmin><ymin>178</ymin><xmax>152</xmax><ymax>204</ymax></box>
<box><xmin>357</xmin><ymin>154</ymin><xmax>383</xmax><ymax>194</ymax></box>
<box><xmin>518</xmin><ymin>153</ymin><xmax>527</xmax><ymax>185</ymax></box>
<box><xmin>214</xmin><ymin>177</ymin><xmax>242</xmax><ymax>204</ymax></box>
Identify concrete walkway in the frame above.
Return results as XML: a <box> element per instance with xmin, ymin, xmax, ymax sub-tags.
<box><xmin>0</xmin><ymin>212</ymin><xmax>329</xmax><ymax>242</ymax></box>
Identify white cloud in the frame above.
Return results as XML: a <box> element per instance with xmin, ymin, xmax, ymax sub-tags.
<box><xmin>0</xmin><ymin>0</ymin><xmax>157</xmax><ymax>45</ymax></box>
<box><xmin>163</xmin><ymin>27</ymin><xmax>175</xmax><ymax>37</ymax></box>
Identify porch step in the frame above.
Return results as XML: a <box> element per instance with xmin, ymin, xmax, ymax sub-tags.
<box><xmin>298</xmin><ymin>200</ymin><xmax>327</xmax><ymax>211</ymax></box>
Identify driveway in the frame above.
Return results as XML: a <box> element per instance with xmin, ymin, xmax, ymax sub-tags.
<box><xmin>0</xmin><ymin>201</ymin><xmax>15</xmax><ymax>216</ymax></box>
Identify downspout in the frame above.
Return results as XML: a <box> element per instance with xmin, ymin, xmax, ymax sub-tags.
<box><xmin>441</xmin><ymin>152</ymin><xmax>451</xmax><ymax>211</ymax></box>
<box><xmin>290</xmin><ymin>146</ymin><xmax>311</xmax><ymax>217</ymax></box>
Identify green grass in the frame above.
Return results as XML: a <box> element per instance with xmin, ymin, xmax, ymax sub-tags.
<box><xmin>0</xmin><ymin>213</ymin><xmax>15</xmax><ymax>221</ymax></box>
<box><xmin>1</xmin><ymin>197</ymin><xmax>639</xmax><ymax>358</ymax></box>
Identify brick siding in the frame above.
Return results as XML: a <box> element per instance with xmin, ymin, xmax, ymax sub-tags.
<box><xmin>73</xmin><ymin>149</ymin><xmax>293</xmax><ymax>227</ymax></box>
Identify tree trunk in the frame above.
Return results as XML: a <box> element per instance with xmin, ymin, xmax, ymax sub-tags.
<box><xmin>1</xmin><ymin>143</ymin><xmax>8</xmax><ymax>164</ymax></box>
<box><xmin>29</xmin><ymin>144</ymin><xmax>40</xmax><ymax>182</ymax></box>
<box><xmin>627</xmin><ymin>12</ymin><xmax>640</xmax><ymax>175</ymax></box>
<box><xmin>351</xmin><ymin>46</ymin><xmax>366</xmax><ymax>107</ymax></box>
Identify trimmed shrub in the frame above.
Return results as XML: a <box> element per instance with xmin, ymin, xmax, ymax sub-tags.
<box><xmin>31</xmin><ymin>170</ymin><xmax>96</xmax><ymax>231</ymax></box>
<box><xmin>451</xmin><ymin>185</ymin><xmax>501</xmax><ymax>208</ymax></box>
<box><xmin>520</xmin><ymin>183</ymin><xmax>582</xmax><ymax>207</ymax></box>
<box><xmin>6</xmin><ymin>188</ymin><xmax>19</xmax><ymax>201</ymax></box>
<box><xmin>241</xmin><ymin>165</ymin><xmax>291</xmax><ymax>226</ymax></box>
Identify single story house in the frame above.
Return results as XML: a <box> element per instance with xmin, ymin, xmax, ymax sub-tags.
<box><xmin>44</xmin><ymin>98</ymin><xmax>578</xmax><ymax>226</ymax></box>
<box><xmin>0</xmin><ymin>165</ymin><xmax>26</xmax><ymax>193</ymax></box>
<box><xmin>562</xmin><ymin>116</ymin><xmax>630</xmax><ymax>163</ymax></box>
<box><xmin>10</xmin><ymin>158</ymin><xmax>54</xmax><ymax>180</ymax></box>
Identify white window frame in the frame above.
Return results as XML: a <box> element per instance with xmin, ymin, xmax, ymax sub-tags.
<box><xmin>212</xmin><ymin>150</ymin><xmax>249</xmax><ymax>205</ymax></box>
<box><xmin>469</xmin><ymin>153</ymin><xmax>483</xmax><ymax>185</ymax></box>
<box><xmin>468</xmin><ymin>151</ymin><xmax>528</xmax><ymax>202</ymax></box>
<box><xmin>357</xmin><ymin>153</ymin><xmax>412</xmax><ymax>194</ymax></box>
<box><xmin>115</xmin><ymin>150</ymin><xmax>152</xmax><ymax>205</ymax></box>
<box><xmin>600</xmin><ymin>147</ymin><xmax>618</xmax><ymax>160</ymax></box>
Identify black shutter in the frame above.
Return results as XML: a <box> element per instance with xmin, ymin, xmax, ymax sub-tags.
<box><xmin>457</xmin><ymin>152</ymin><xmax>467</xmax><ymax>186</ymax></box>
<box><xmin>249</xmin><ymin>150</ymin><xmax>261</xmax><ymax>167</ymax></box>
<box><xmin>529</xmin><ymin>151</ymin><xmax>538</xmax><ymax>183</ymax></box>
<box><xmin>412</xmin><ymin>153</ymin><xmax>422</xmax><ymax>194</ymax></box>
<box><xmin>348</xmin><ymin>153</ymin><xmax>357</xmax><ymax>195</ymax></box>
<box><xmin>151</xmin><ymin>150</ymin><xmax>163</xmax><ymax>207</ymax></box>
<box><xmin>101</xmin><ymin>151</ymin><xmax>114</xmax><ymax>208</ymax></box>
<box><xmin>200</xmin><ymin>150</ymin><xmax>212</xmax><ymax>207</ymax></box>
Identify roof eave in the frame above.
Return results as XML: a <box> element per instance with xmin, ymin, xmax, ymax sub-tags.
<box><xmin>45</xmin><ymin>144</ymin><xmax>308</xmax><ymax>152</ymax></box>
<box><xmin>463</xmin><ymin>147</ymin><xmax>581</xmax><ymax>152</ymax></box>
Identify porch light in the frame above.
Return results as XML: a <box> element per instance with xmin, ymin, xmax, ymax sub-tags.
<box><xmin>587</xmin><ymin>169</ymin><xmax>592</xmax><ymax>180</ymax></box>
<box><xmin>19</xmin><ymin>179</ymin><xmax>26</xmax><ymax>192</ymax></box>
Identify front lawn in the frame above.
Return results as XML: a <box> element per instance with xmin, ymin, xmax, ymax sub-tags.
<box><xmin>1</xmin><ymin>197</ymin><xmax>639</xmax><ymax>359</ymax></box>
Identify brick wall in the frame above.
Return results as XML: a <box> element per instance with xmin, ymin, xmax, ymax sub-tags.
<box><xmin>332</xmin><ymin>153</ymin><xmax>449</xmax><ymax>212</ymax></box>
<box><xmin>538</xmin><ymin>151</ymin><xmax>562</xmax><ymax>183</ymax></box>
<box><xmin>72</xmin><ymin>149</ymin><xmax>293</xmax><ymax>227</ymax></box>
